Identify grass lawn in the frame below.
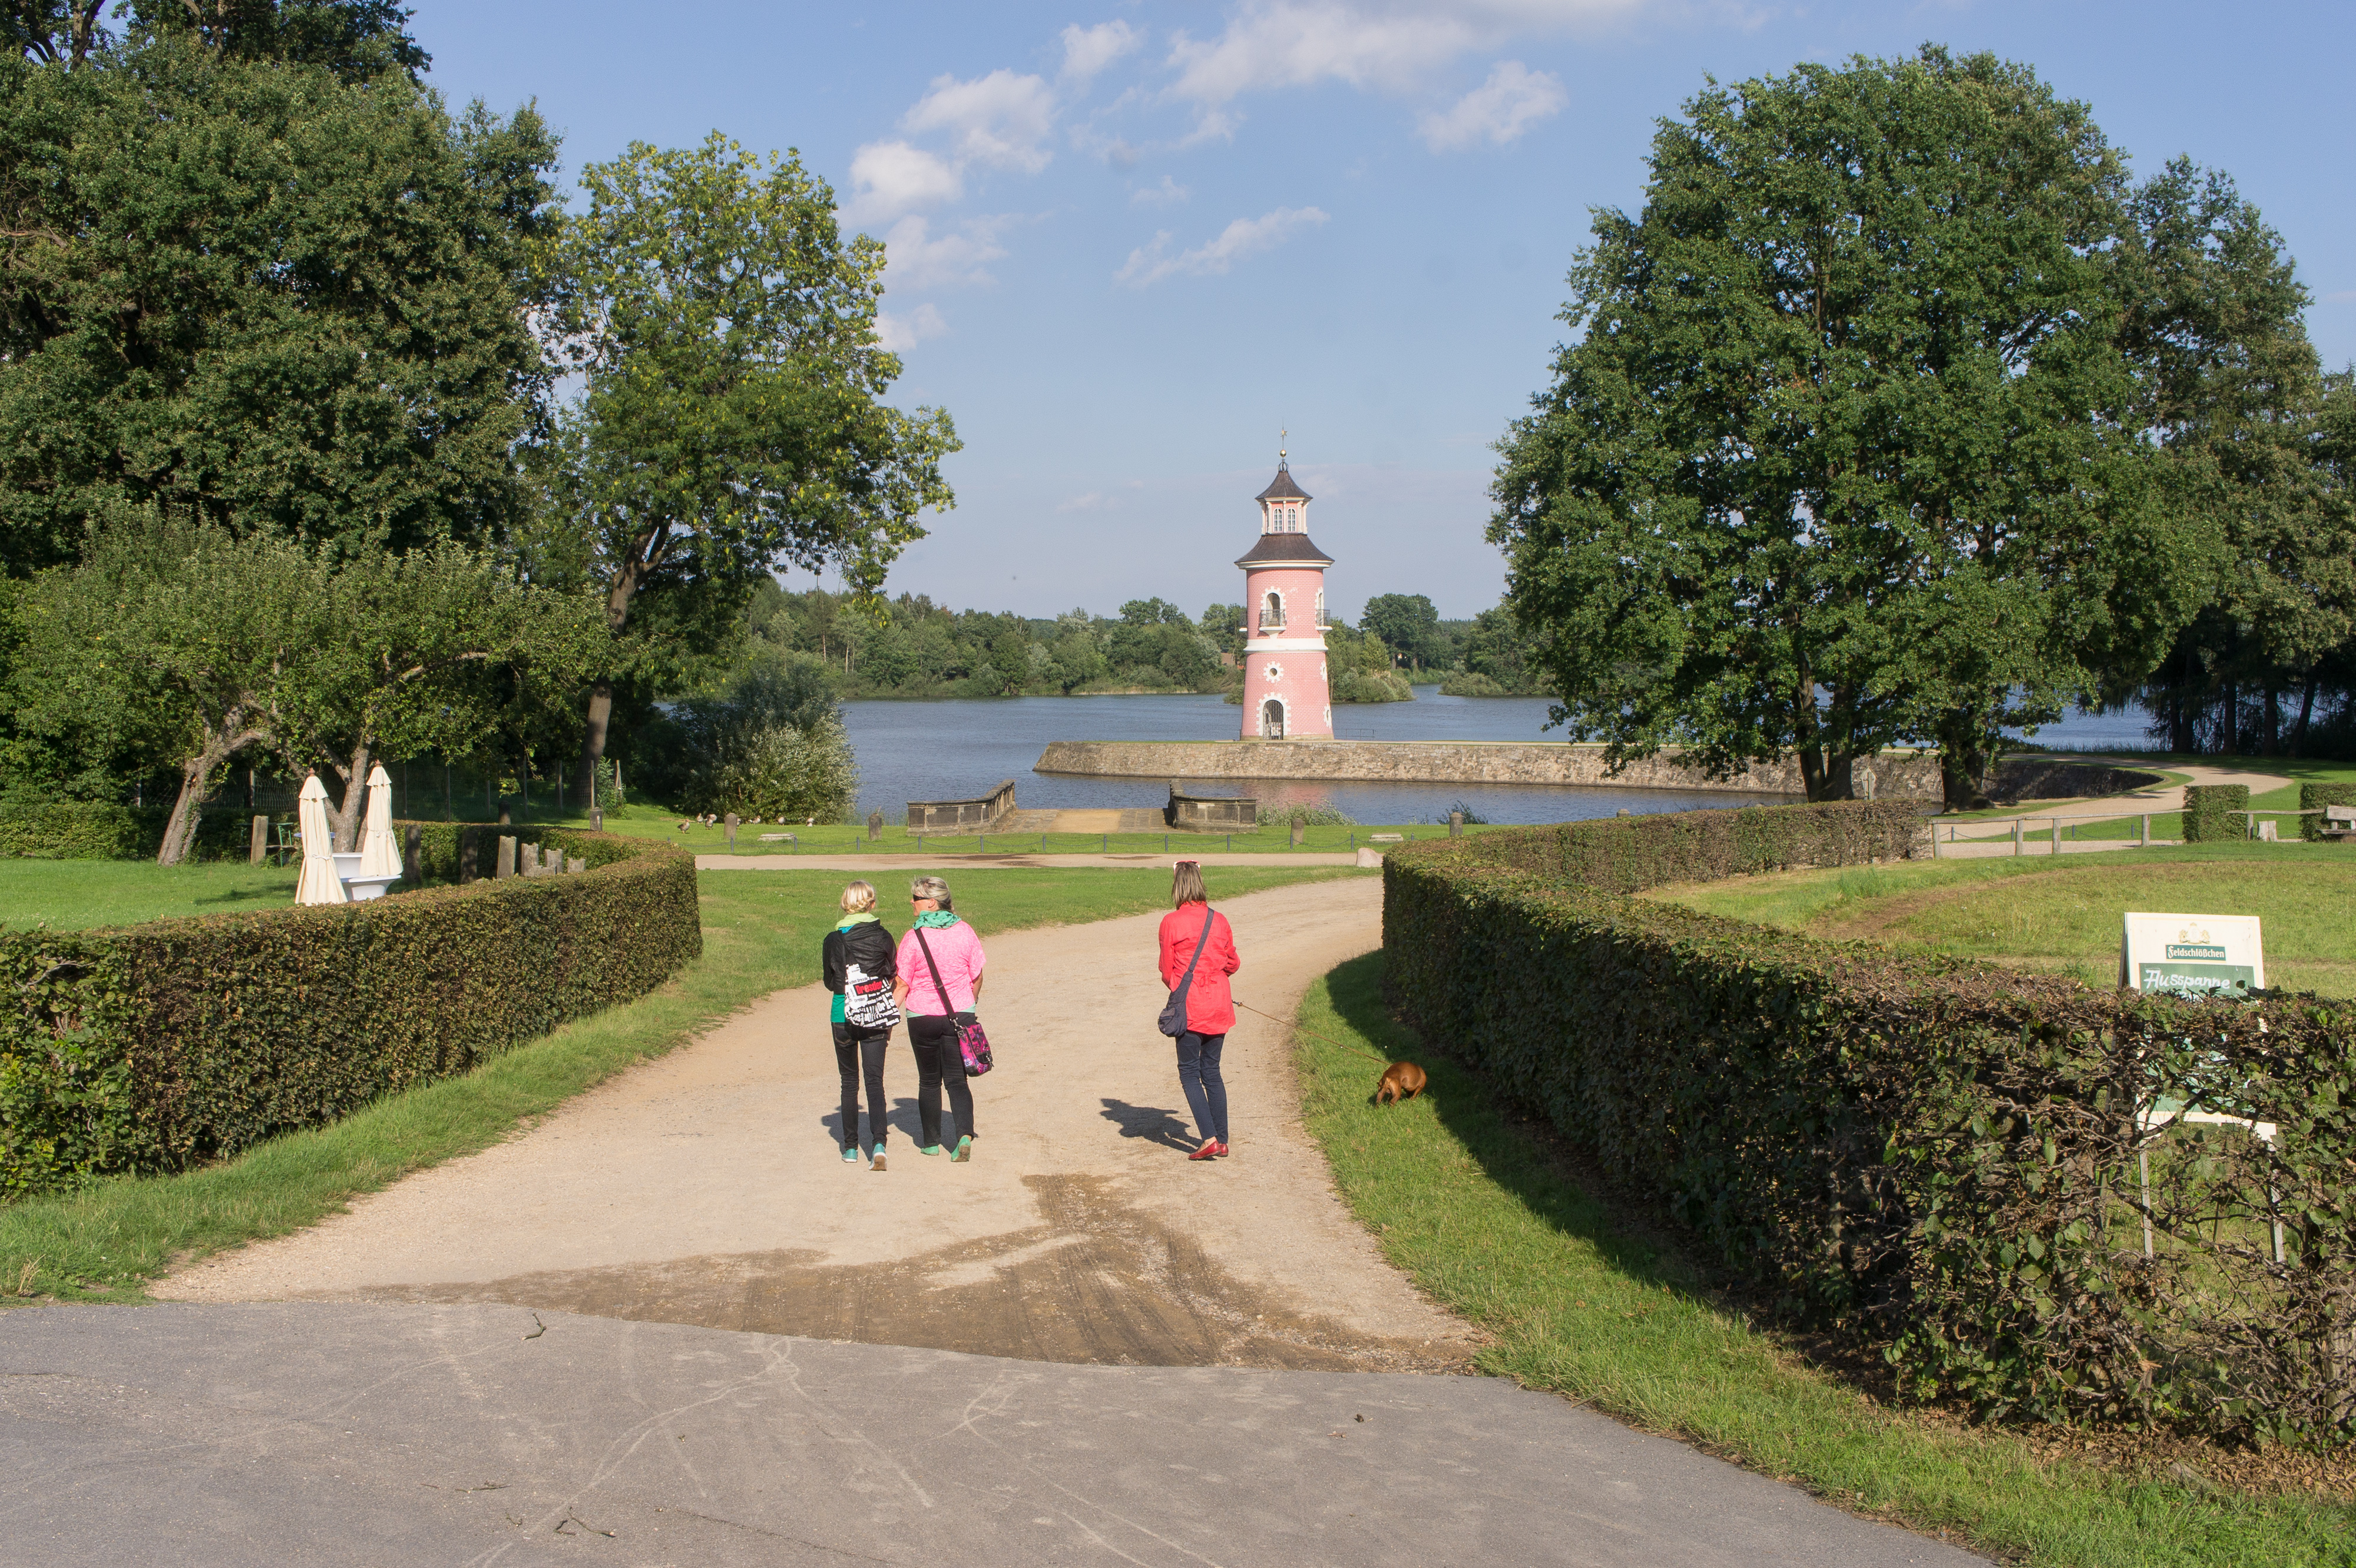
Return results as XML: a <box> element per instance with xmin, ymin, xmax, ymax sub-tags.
<box><xmin>0</xmin><ymin>861</ymin><xmax>1360</xmax><ymax>1303</ymax></box>
<box><xmin>1640</xmin><ymin>842</ymin><xmax>2356</xmax><ymax>995</ymax></box>
<box><xmin>577</xmin><ymin>801</ymin><xmax>1477</xmax><ymax>856</ymax></box>
<box><xmin>1293</xmin><ymin>954</ymin><xmax>2356</xmax><ymax>1567</ymax></box>
<box><xmin>0</xmin><ymin>859</ymin><xmax>301</xmax><ymax>929</ymax></box>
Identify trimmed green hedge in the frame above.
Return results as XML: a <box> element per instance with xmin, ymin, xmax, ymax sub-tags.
<box><xmin>0</xmin><ymin>799</ymin><xmax>247</xmax><ymax>861</ymax></box>
<box><xmin>1385</xmin><ymin>805</ymin><xmax>2356</xmax><ymax>1445</ymax></box>
<box><xmin>2299</xmin><ymin>782</ymin><xmax>2356</xmax><ymax>843</ymax></box>
<box><xmin>0</xmin><ymin>824</ymin><xmax>699</xmax><ymax>1196</ymax></box>
<box><xmin>2182</xmin><ymin>783</ymin><xmax>2250</xmax><ymax>842</ymax></box>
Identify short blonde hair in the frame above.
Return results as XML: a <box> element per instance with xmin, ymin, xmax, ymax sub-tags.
<box><xmin>1172</xmin><ymin>860</ymin><xmax>1207</xmax><ymax>908</ymax></box>
<box><xmin>839</xmin><ymin>879</ymin><xmax>877</xmax><ymax>915</ymax></box>
<box><xmin>910</xmin><ymin>874</ymin><xmax>951</xmax><ymax>911</ymax></box>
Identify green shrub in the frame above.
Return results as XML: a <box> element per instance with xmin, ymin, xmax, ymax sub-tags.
<box><xmin>1385</xmin><ymin>805</ymin><xmax>2356</xmax><ymax>1445</ymax></box>
<box><xmin>1438</xmin><ymin>670</ymin><xmax>1507</xmax><ymax>697</ymax></box>
<box><xmin>1256</xmin><ymin>801</ymin><xmax>1354</xmax><ymax>827</ymax></box>
<box><xmin>0</xmin><ymin>800</ymin><xmax>246</xmax><ymax>861</ymax></box>
<box><xmin>2182</xmin><ymin>783</ymin><xmax>2250</xmax><ymax>842</ymax></box>
<box><xmin>0</xmin><ymin>824</ymin><xmax>698</xmax><ymax>1196</ymax></box>
<box><xmin>2298</xmin><ymin>782</ymin><xmax>2356</xmax><ymax>842</ymax></box>
<box><xmin>1331</xmin><ymin>667</ymin><xmax>1414</xmax><ymax>703</ymax></box>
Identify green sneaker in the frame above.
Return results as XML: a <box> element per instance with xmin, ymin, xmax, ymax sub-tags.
<box><xmin>871</xmin><ymin>1143</ymin><xmax>887</xmax><ymax>1172</ymax></box>
<box><xmin>841</xmin><ymin>1144</ymin><xmax>859</xmax><ymax>1163</ymax></box>
<box><xmin>950</xmin><ymin>1135</ymin><xmax>972</xmax><ymax>1163</ymax></box>
<box><xmin>918</xmin><ymin>1143</ymin><xmax>944</xmax><ymax>1157</ymax></box>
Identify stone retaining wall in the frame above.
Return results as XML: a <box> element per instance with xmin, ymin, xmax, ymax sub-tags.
<box><xmin>1035</xmin><ymin>740</ymin><xmax>1945</xmax><ymax>799</ymax></box>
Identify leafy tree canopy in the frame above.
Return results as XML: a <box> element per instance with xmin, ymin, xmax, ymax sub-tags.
<box><xmin>1493</xmin><ymin>46</ymin><xmax>2206</xmax><ymax>803</ymax></box>
<box><xmin>538</xmin><ymin>133</ymin><xmax>959</xmax><ymax>787</ymax></box>
<box><xmin>1361</xmin><ymin>592</ymin><xmax>1443</xmax><ymax>669</ymax></box>
<box><xmin>0</xmin><ymin>35</ymin><xmax>561</xmax><ymax>573</ymax></box>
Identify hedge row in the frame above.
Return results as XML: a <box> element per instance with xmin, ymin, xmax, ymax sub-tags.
<box><xmin>1386</xmin><ymin>804</ymin><xmax>2356</xmax><ymax>1444</ymax></box>
<box><xmin>2180</xmin><ymin>783</ymin><xmax>2250</xmax><ymax>842</ymax></box>
<box><xmin>0</xmin><ymin>824</ymin><xmax>699</xmax><ymax>1196</ymax></box>
<box><xmin>2299</xmin><ymin>782</ymin><xmax>2356</xmax><ymax>843</ymax></box>
<box><xmin>0</xmin><ymin>799</ymin><xmax>247</xmax><ymax>861</ymax></box>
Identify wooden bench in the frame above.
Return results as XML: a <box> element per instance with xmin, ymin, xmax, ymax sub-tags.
<box><xmin>2322</xmin><ymin>805</ymin><xmax>2356</xmax><ymax>842</ymax></box>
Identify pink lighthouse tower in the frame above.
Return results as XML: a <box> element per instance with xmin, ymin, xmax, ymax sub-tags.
<box><xmin>1236</xmin><ymin>445</ymin><xmax>1333</xmax><ymax>740</ymax></box>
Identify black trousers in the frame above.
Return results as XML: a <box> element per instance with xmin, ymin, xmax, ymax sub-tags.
<box><xmin>907</xmin><ymin>1014</ymin><xmax>975</xmax><ymax>1147</ymax></box>
<box><xmin>832</xmin><ymin>1022</ymin><xmax>892</xmax><ymax>1149</ymax></box>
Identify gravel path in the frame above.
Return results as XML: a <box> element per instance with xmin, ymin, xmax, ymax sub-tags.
<box><xmin>158</xmin><ymin>878</ymin><xmax>1472</xmax><ymax>1372</ymax></box>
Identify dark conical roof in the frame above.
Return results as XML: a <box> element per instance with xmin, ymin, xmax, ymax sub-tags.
<box><xmin>1256</xmin><ymin>461</ymin><xmax>1310</xmax><ymax>502</ymax></box>
<box><xmin>1235</xmin><ymin>532</ymin><xmax>1332</xmax><ymax>569</ymax></box>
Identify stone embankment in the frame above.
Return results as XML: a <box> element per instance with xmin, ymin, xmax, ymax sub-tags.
<box><xmin>1036</xmin><ymin>739</ymin><xmax>1945</xmax><ymax>799</ymax></box>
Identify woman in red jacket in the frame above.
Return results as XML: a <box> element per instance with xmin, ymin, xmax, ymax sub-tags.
<box><xmin>1157</xmin><ymin>861</ymin><xmax>1241</xmax><ymax>1160</ymax></box>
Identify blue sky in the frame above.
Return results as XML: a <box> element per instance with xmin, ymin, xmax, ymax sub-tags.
<box><xmin>418</xmin><ymin>1</ymin><xmax>2356</xmax><ymax>623</ymax></box>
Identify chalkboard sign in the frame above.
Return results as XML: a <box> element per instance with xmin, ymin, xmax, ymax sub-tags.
<box><xmin>2119</xmin><ymin>911</ymin><xmax>2264</xmax><ymax>998</ymax></box>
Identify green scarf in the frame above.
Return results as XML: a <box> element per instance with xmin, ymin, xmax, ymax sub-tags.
<box><xmin>914</xmin><ymin>909</ymin><xmax>961</xmax><ymax>929</ymax></box>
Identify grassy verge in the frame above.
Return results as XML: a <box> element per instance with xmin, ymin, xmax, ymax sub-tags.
<box><xmin>1293</xmin><ymin>953</ymin><xmax>2356</xmax><ymax>1566</ymax></box>
<box><xmin>0</xmin><ymin>859</ymin><xmax>301</xmax><ymax>929</ymax></box>
<box><xmin>1640</xmin><ymin>842</ymin><xmax>2356</xmax><ymax>995</ymax></box>
<box><xmin>0</xmin><ymin>862</ymin><xmax>1359</xmax><ymax>1304</ymax></box>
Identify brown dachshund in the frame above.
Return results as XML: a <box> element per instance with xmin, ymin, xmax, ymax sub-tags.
<box><xmin>1376</xmin><ymin>1061</ymin><xmax>1427</xmax><ymax>1106</ymax></box>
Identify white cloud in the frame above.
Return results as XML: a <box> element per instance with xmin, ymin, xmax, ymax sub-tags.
<box><xmin>1061</xmin><ymin>20</ymin><xmax>1141</xmax><ymax>83</ymax></box>
<box><xmin>1056</xmin><ymin>490</ymin><xmax>1109</xmax><ymax>512</ymax></box>
<box><xmin>1418</xmin><ymin>61</ymin><xmax>1566</xmax><ymax>150</ymax></box>
<box><xmin>902</xmin><ymin>68</ymin><xmax>1058</xmax><ymax>174</ymax></box>
<box><xmin>1131</xmin><ymin>174</ymin><xmax>1191</xmax><ymax>207</ymax></box>
<box><xmin>1163</xmin><ymin>1</ymin><xmax>1633</xmax><ymax>123</ymax></box>
<box><xmin>874</xmin><ymin>303</ymin><xmax>949</xmax><ymax>352</ymax></box>
<box><xmin>881</xmin><ymin>215</ymin><xmax>1013</xmax><ymax>290</ymax></box>
<box><xmin>846</xmin><ymin>140</ymin><xmax>962</xmax><ymax>223</ymax></box>
<box><xmin>1117</xmin><ymin>206</ymin><xmax>1329</xmax><ymax>287</ymax></box>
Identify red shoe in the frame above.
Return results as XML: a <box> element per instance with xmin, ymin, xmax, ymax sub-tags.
<box><xmin>1188</xmin><ymin>1140</ymin><xmax>1220</xmax><ymax>1160</ymax></box>
<box><xmin>1211</xmin><ymin>1140</ymin><xmax>1230</xmax><ymax>1158</ymax></box>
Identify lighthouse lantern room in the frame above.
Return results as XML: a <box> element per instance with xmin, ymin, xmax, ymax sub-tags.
<box><xmin>1236</xmin><ymin>449</ymin><xmax>1333</xmax><ymax>740</ymax></box>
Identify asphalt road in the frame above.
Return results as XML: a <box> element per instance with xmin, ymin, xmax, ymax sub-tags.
<box><xmin>2</xmin><ymin>1302</ymin><xmax>1986</xmax><ymax>1567</ymax></box>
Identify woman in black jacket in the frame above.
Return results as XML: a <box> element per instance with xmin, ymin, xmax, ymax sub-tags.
<box><xmin>822</xmin><ymin>879</ymin><xmax>900</xmax><ymax>1169</ymax></box>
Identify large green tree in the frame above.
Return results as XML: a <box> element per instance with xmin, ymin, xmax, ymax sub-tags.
<box><xmin>540</xmin><ymin>134</ymin><xmax>959</xmax><ymax>799</ymax></box>
<box><xmin>1492</xmin><ymin>48</ymin><xmax>2201</xmax><ymax>803</ymax></box>
<box><xmin>2114</xmin><ymin>162</ymin><xmax>2355</xmax><ymax>755</ymax></box>
<box><xmin>1360</xmin><ymin>592</ymin><xmax>1444</xmax><ymax>670</ymax></box>
<box><xmin>0</xmin><ymin>31</ymin><xmax>559</xmax><ymax>575</ymax></box>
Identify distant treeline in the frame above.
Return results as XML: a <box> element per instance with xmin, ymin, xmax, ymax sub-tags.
<box><xmin>740</xmin><ymin>584</ymin><xmax>1554</xmax><ymax>701</ymax></box>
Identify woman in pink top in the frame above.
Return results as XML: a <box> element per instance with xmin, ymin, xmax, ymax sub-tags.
<box><xmin>1157</xmin><ymin>861</ymin><xmax>1240</xmax><ymax>1159</ymax></box>
<box><xmin>892</xmin><ymin>874</ymin><xmax>986</xmax><ymax>1160</ymax></box>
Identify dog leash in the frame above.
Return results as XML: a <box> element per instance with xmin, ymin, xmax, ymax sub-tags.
<box><xmin>1230</xmin><ymin>997</ymin><xmax>1394</xmax><ymax>1065</ymax></box>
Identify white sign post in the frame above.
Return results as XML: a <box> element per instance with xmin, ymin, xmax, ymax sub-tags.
<box><xmin>2119</xmin><ymin>911</ymin><xmax>2264</xmax><ymax>1000</ymax></box>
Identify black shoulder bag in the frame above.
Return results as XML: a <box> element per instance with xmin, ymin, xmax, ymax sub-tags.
<box><xmin>1157</xmin><ymin>905</ymin><xmax>1216</xmax><ymax>1037</ymax></box>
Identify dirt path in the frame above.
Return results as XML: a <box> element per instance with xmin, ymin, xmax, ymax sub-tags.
<box><xmin>1940</xmin><ymin>759</ymin><xmax>2287</xmax><ymax>850</ymax></box>
<box><xmin>158</xmin><ymin>879</ymin><xmax>1474</xmax><ymax>1374</ymax></box>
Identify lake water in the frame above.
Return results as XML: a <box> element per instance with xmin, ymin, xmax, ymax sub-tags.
<box><xmin>843</xmin><ymin>687</ymin><xmax>1792</xmax><ymax>826</ymax></box>
<box><xmin>843</xmin><ymin>687</ymin><xmax>2168</xmax><ymax>827</ymax></box>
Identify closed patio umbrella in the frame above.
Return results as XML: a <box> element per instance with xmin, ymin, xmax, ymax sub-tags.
<box><xmin>358</xmin><ymin>762</ymin><xmax>402</xmax><ymax>879</ymax></box>
<box><xmin>294</xmin><ymin>773</ymin><xmax>348</xmax><ymax>905</ymax></box>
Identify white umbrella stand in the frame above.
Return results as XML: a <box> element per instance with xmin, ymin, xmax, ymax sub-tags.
<box><xmin>294</xmin><ymin>774</ymin><xmax>348</xmax><ymax>906</ymax></box>
<box><xmin>348</xmin><ymin>763</ymin><xmax>404</xmax><ymax>900</ymax></box>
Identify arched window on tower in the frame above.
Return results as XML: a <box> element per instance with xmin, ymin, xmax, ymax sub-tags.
<box><xmin>1262</xmin><ymin>590</ymin><xmax>1284</xmax><ymax>631</ymax></box>
<box><xmin>1314</xmin><ymin>590</ymin><xmax>1325</xmax><ymax>628</ymax></box>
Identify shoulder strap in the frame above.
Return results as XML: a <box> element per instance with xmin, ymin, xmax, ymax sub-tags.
<box><xmin>1179</xmin><ymin>904</ymin><xmax>1213</xmax><ymax>984</ymax></box>
<box><xmin>913</xmin><ymin>925</ymin><xmax>952</xmax><ymax>1014</ymax></box>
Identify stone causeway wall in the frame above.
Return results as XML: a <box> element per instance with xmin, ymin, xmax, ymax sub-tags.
<box><xmin>1035</xmin><ymin>740</ymin><xmax>1946</xmax><ymax>799</ymax></box>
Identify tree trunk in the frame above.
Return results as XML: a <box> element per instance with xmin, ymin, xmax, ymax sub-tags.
<box><xmin>157</xmin><ymin>753</ymin><xmax>219</xmax><ymax>867</ymax></box>
<box><xmin>578</xmin><ymin>536</ymin><xmax>653</xmax><ymax>803</ymax></box>
<box><xmin>327</xmin><ymin>740</ymin><xmax>372</xmax><ymax>852</ymax></box>
<box><xmin>2264</xmin><ymin>687</ymin><xmax>2281</xmax><ymax>755</ymax></box>
<box><xmin>2222</xmin><ymin>682</ymin><xmax>2238</xmax><ymax>755</ymax></box>
<box><xmin>578</xmin><ymin>675</ymin><xmax>615</xmax><ymax>805</ymax></box>
<box><xmin>157</xmin><ymin>722</ymin><xmax>264</xmax><ymax>865</ymax></box>
<box><xmin>2292</xmin><ymin>674</ymin><xmax>2319</xmax><ymax>757</ymax></box>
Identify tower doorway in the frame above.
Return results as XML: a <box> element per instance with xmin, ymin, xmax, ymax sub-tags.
<box><xmin>1262</xmin><ymin>699</ymin><xmax>1285</xmax><ymax>739</ymax></box>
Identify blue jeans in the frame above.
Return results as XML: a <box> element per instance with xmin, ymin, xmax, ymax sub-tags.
<box><xmin>1175</xmin><ymin>1031</ymin><xmax>1227</xmax><ymax>1145</ymax></box>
